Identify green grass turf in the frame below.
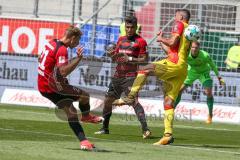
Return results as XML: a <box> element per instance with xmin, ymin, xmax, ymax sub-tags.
<box><xmin>0</xmin><ymin>104</ymin><xmax>240</xmax><ymax>160</ymax></box>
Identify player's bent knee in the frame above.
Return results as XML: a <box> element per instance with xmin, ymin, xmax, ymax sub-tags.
<box><xmin>164</xmin><ymin>96</ymin><xmax>174</xmax><ymax>106</ymax></box>
<box><xmin>65</xmin><ymin>106</ymin><xmax>78</xmax><ymax>119</ymax></box>
<box><xmin>56</xmin><ymin>98</ymin><xmax>74</xmax><ymax>109</ymax></box>
<box><xmin>55</xmin><ymin>99</ymin><xmax>78</xmax><ymax>121</ymax></box>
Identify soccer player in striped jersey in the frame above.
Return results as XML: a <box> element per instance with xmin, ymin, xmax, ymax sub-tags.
<box><xmin>95</xmin><ymin>16</ymin><xmax>151</xmax><ymax>139</ymax></box>
<box><xmin>38</xmin><ymin>26</ymin><xmax>103</xmax><ymax>151</ymax></box>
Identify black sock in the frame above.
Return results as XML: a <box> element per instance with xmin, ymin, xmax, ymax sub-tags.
<box><xmin>103</xmin><ymin>112</ymin><xmax>111</xmax><ymax>130</ymax></box>
<box><xmin>79</xmin><ymin>103</ymin><xmax>90</xmax><ymax>116</ymax></box>
<box><xmin>134</xmin><ymin>103</ymin><xmax>148</xmax><ymax>131</ymax></box>
<box><xmin>102</xmin><ymin>97</ymin><xmax>114</xmax><ymax>130</ymax></box>
<box><xmin>68</xmin><ymin>118</ymin><xmax>86</xmax><ymax>141</ymax></box>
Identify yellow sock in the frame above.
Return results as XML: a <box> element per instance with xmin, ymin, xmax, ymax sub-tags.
<box><xmin>164</xmin><ymin>108</ymin><xmax>174</xmax><ymax>134</ymax></box>
<box><xmin>129</xmin><ymin>73</ymin><xmax>147</xmax><ymax>97</ymax></box>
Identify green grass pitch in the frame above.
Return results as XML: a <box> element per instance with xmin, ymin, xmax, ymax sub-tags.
<box><xmin>0</xmin><ymin>104</ymin><xmax>240</xmax><ymax>160</ymax></box>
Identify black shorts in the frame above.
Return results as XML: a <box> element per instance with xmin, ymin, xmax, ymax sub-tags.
<box><xmin>105</xmin><ymin>77</ymin><xmax>135</xmax><ymax>99</ymax></box>
<box><xmin>40</xmin><ymin>83</ymin><xmax>86</xmax><ymax>108</ymax></box>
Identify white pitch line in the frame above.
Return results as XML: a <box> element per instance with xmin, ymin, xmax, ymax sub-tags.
<box><xmin>109</xmin><ymin>122</ymin><xmax>240</xmax><ymax>132</ymax></box>
<box><xmin>0</xmin><ymin>127</ymin><xmax>126</xmax><ymax>143</ymax></box>
<box><xmin>0</xmin><ymin>127</ymin><xmax>239</xmax><ymax>155</ymax></box>
<box><xmin>0</xmin><ymin>108</ymin><xmax>53</xmax><ymax>115</ymax></box>
<box><xmin>169</xmin><ymin>145</ymin><xmax>240</xmax><ymax>155</ymax></box>
<box><xmin>1</xmin><ymin>107</ymin><xmax>240</xmax><ymax>132</ymax></box>
<box><xmin>175</xmin><ymin>124</ymin><xmax>240</xmax><ymax>132</ymax></box>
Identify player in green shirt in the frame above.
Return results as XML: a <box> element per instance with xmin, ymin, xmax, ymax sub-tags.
<box><xmin>174</xmin><ymin>41</ymin><xmax>225</xmax><ymax>124</ymax></box>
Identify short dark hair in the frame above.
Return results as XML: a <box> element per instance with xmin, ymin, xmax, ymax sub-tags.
<box><xmin>65</xmin><ymin>25</ymin><xmax>82</xmax><ymax>38</ymax></box>
<box><xmin>180</xmin><ymin>9</ymin><xmax>191</xmax><ymax>21</ymax></box>
<box><xmin>127</xmin><ymin>9</ymin><xmax>135</xmax><ymax>16</ymax></box>
<box><xmin>125</xmin><ymin>16</ymin><xmax>138</xmax><ymax>26</ymax></box>
<box><xmin>175</xmin><ymin>9</ymin><xmax>181</xmax><ymax>13</ymax></box>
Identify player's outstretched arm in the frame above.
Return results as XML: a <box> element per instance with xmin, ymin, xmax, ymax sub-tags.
<box><xmin>208</xmin><ymin>55</ymin><xmax>220</xmax><ymax>77</ymax></box>
<box><xmin>207</xmin><ymin>54</ymin><xmax>225</xmax><ymax>85</ymax></box>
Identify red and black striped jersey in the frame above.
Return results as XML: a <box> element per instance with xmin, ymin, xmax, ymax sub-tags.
<box><xmin>38</xmin><ymin>39</ymin><xmax>67</xmax><ymax>93</ymax></box>
<box><xmin>114</xmin><ymin>35</ymin><xmax>147</xmax><ymax>78</ymax></box>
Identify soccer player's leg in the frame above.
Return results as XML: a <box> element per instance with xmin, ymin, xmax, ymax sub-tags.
<box><xmin>173</xmin><ymin>84</ymin><xmax>187</xmax><ymax>109</ymax></box>
<box><xmin>112</xmin><ymin>63</ymin><xmax>157</xmax><ymax>106</ymax></box>
<box><xmin>153</xmin><ymin>95</ymin><xmax>175</xmax><ymax>145</ymax></box>
<box><xmin>78</xmin><ymin>91</ymin><xmax>104</xmax><ymax>124</ymax></box>
<box><xmin>40</xmin><ymin>93</ymin><xmax>95</xmax><ymax>151</ymax></box>
<box><xmin>129</xmin><ymin>103</ymin><xmax>152</xmax><ymax>139</ymax></box>
<box><xmin>61</xmin><ymin>84</ymin><xmax>104</xmax><ymax>124</ymax></box>
<box><xmin>94</xmin><ymin>96</ymin><xmax>115</xmax><ymax>134</ymax></box>
<box><xmin>153</xmin><ymin>67</ymin><xmax>186</xmax><ymax>145</ymax></box>
<box><xmin>153</xmin><ymin>79</ymin><xmax>177</xmax><ymax>145</ymax></box>
<box><xmin>123</xmin><ymin>77</ymin><xmax>151</xmax><ymax>139</ymax></box>
<box><xmin>174</xmin><ymin>72</ymin><xmax>197</xmax><ymax>108</ymax></box>
<box><xmin>95</xmin><ymin>79</ymin><xmax>123</xmax><ymax>134</ymax></box>
<box><xmin>60</xmin><ymin>100</ymin><xmax>95</xmax><ymax>151</ymax></box>
<box><xmin>200</xmin><ymin>73</ymin><xmax>214</xmax><ymax>124</ymax></box>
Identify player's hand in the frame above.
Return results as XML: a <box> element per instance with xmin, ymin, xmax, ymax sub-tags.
<box><xmin>76</xmin><ymin>46</ymin><xmax>84</xmax><ymax>59</ymax></box>
<box><xmin>116</xmin><ymin>53</ymin><xmax>129</xmax><ymax>63</ymax></box>
<box><xmin>105</xmin><ymin>43</ymin><xmax>116</xmax><ymax>58</ymax></box>
<box><xmin>156</xmin><ymin>31</ymin><xmax>163</xmax><ymax>42</ymax></box>
<box><xmin>218</xmin><ymin>76</ymin><xmax>225</xmax><ymax>86</ymax></box>
<box><xmin>106</xmin><ymin>48</ymin><xmax>116</xmax><ymax>58</ymax></box>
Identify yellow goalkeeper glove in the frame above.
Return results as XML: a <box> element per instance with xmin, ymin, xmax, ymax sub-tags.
<box><xmin>218</xmin><ymin>76</ymin><xmax>225</xmax><ymax>86</ymax></box>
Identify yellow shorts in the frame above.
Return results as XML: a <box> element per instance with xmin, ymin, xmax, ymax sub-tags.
<box><xmin>152</xmin><ymin>59</ymin><xmax>187</xmax><ymax>101</ymax></box>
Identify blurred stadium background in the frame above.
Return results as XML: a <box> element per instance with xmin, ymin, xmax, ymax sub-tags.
<box><xmin>0</xmin><ymin>0</ymin><xmax>240</xmax><ymax>122</ymax></box>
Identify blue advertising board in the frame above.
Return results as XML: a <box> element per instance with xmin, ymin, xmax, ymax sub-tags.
<box><xmin>69</xmin><ymin>24</ymin><xmax>119</xmax><ymax>57</ymax></box>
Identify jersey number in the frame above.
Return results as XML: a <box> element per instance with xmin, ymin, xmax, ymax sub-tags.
<box><xmin>39</xmin><ymin>42</ymin><xmax>54</xmax><ymax>71</ymax></box>
<box><xmin>39</xmin><ymin>48</ymin><xmax>49</xmax><ymax>71</ymax></box>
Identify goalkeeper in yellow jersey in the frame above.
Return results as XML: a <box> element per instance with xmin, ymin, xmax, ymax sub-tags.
<box><xmin>113</xmin><ymin>9</ymin><xmax>191</xmax><ymax>145</ymax></box>
<box><xmin>174</xmin><ymin>41</ymin><xmax>225</xmax><ymax>124</ymax></box>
